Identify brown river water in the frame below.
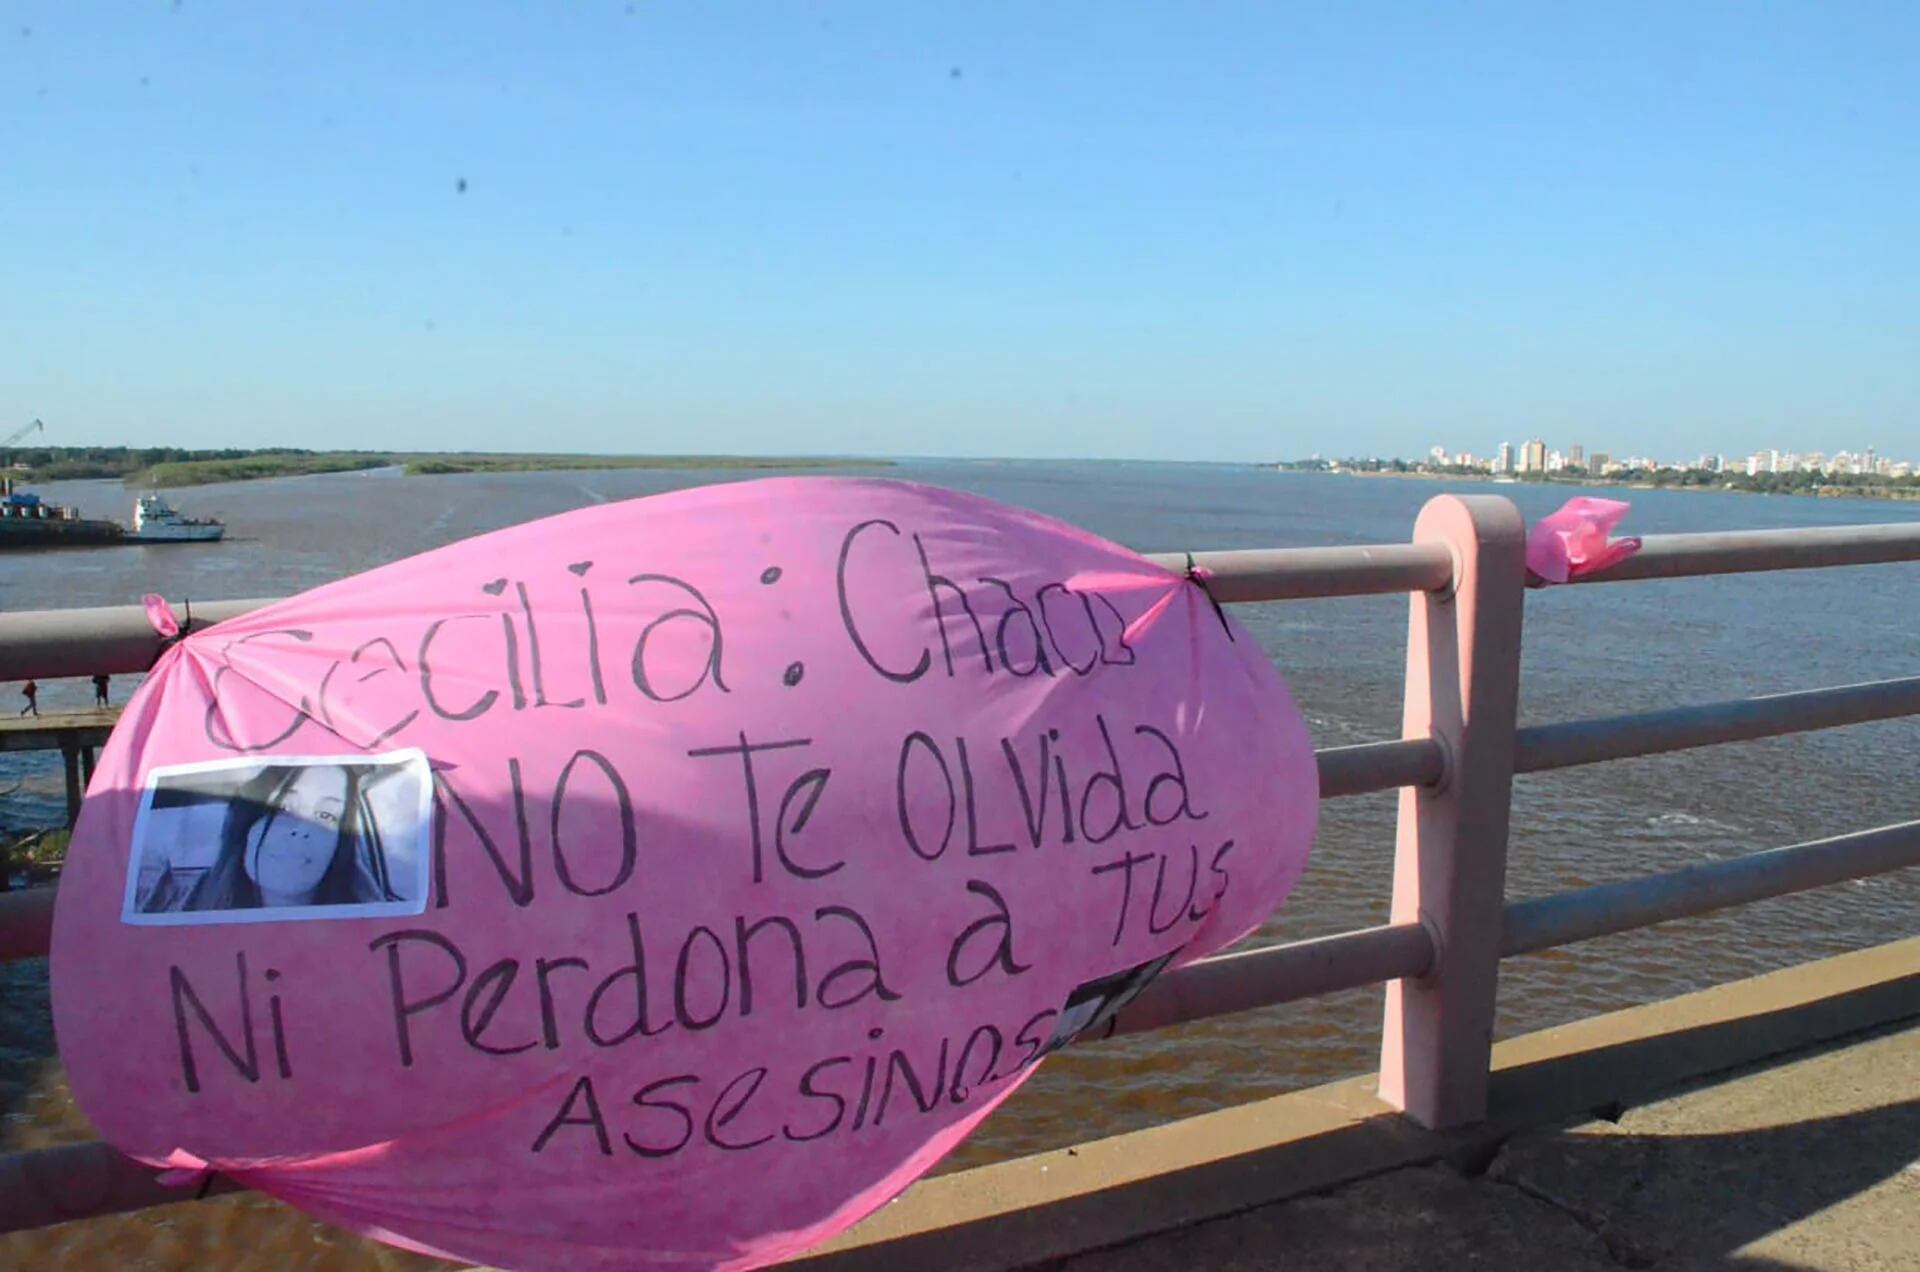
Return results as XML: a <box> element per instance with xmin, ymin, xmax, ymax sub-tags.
<box><xmin>3</xmin><ymin>460</ymin><xmax>1917</xmax><ymax>1268</ymax></box>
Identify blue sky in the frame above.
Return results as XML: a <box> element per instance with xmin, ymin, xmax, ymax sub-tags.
<box><xmin>5</xmin><ymin>3</ymin><xmax>1917</xmax><ymax>462</ymax></box>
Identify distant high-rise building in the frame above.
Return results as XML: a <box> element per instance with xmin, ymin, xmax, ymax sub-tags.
<box><xmin>1497</xmin><ymin>441</ymin><xmax>1515</xmax><ymax>474</ymax></box>
<box><xmin>1521</xmin><ymin>439</ymin><xmax>1547</xmax><ymax>473</ymax></box>
<box><xmin>1590</xmin><ymin>450</ymin><xmax>1612</xmax><ymax>473</ymax></box>
<box><xmin>1568</xmin><ymin>444</ymin><xmax>1585</xmax><ymax>468</ymax></box>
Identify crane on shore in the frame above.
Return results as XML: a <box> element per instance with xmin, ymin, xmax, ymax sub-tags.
<box><xmin>2</xmin><ymin>418</ymin><xmax>44</xmax><ymax>453</ymax></box>
<box><xmin>2</xmin><ymin>419</ymin><xmax>46</xmax><ymax>498</ymax></box>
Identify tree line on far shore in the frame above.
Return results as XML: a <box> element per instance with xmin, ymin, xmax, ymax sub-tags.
<box><xmin>6</xmin><ymin>447</ymin><xmax>889</xmax><ymax>488</ymax></box>
<box><xmin>8</xmin><ymin>445</ymin><xmax>369</xmax><ymax>484</ymax></box>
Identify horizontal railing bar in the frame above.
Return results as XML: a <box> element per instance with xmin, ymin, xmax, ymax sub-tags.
<box><xmin>1</xmin><ymin>831</ymin><xmax>1907</xmax><ymax>1233</ymax></box>
<box><xmin>1501</xmin><ymin>819</ymin><xmax>1920</xmax><ymax>957</ymax></box>
<box><xmin>0</xmin><ymin>546</ymin><xmax>1454</xmax><ymax>684</ymax></box>
<box><xmin>1107</xmin><ymin>922</ymin><xmax>1436</xmax><ymax>1037</ymax></box>
<box><xmin>0</xmin><ymin>925</ymin><xmax>1441</xmax><ymax>1235</ymax></box>
<box><xmin>1143</xmin><ymin>544</ymin><xmax>1455</xmax><ymax>601</ymax></box>
<box><xmin>2</xmin><ymin>678</ymin><xmax>1905</xmax><ymax>960</ymax></box>
<box><xmin>0</xmin><ymin>740</ymin><xmax>1442</xmax><ymax>965</ymax></box>
<box><xmin>1566</xmin><ymin>522</ymin><xmax>1920</xmax><ymax>585</ymax></box>
<box><xmin>0</xmin><ymin>925</ymin><xmax>1438</xmax><ymax>1236</ymax></box>
<box><xmin>1317</xmin><ymin>738</ymin><xmax>1445</xmax><ymax>797</ymax></box>
<box><xmin>0</xmin><ymin>1140</ymin><xmax>240</xmax><ymax>1236</ymax></box>
<box><xmin>0</xmin><ymin>598</ymin><xmax>272</xmax><ymax>681</ymax></box>
<box><xmin>1515</xmin><ymin>677</ymin><xmax>1920</xmax><ymax>774</ymax></box>
<box><xmin>0</xmin><ymin>829</ymin><xmax>1905</xmax><ymax>1236</ymax></box>
<box><xmin>2</xmin><ymin>520</ymin><xmax>1916</xmax><ymax>679</ymax></box>
<box><xmin>0</xmin><ymin>547</ymin><xmax>1448</xmax><ymax>683</ymax></box>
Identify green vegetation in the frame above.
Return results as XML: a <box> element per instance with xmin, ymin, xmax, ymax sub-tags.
<box><xmin>13</xmin><ymin>828</ymin><xmax>68</xmax><ymax>866</ymax></box>
<box><xmin>402</xmin><ymin>454</ymin><xmax>888</xmax><ymax>477</ymax></box>
<box><xmin>1498</xmin><ymin>464</ymin><xmax>1920</xmax><ymax>498</ymax></box>
<box><xmin>10</xmin><ymin>446</ymin><xmax>890</xmax><ymax>488</ymax></box>
<box><xmin>8</xmin><ymin>445</ymin><xmax>389</xmax><ymax>486</ymax></box>
<box><xmin>1</xmin><ymin>827</ymin><xmax>69</xmax><ymax>887</ymax></box>
<box><xmin>10</xmin><ymin>445</ymin><xmax>321</xmax><ymax>483</ymax></box>
<box><xmin>137</xmin><ymin>454</ymin><xmax>395</xmax><ymax>486</ymax></box>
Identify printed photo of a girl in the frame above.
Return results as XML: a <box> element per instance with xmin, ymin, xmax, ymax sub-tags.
<box><xmin>125</xmin><ymin>750</ymin><xmax>432</xmax><ymax>925</ymax></box>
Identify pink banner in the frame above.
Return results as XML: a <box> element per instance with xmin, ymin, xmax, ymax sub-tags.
<box><xmin>53</xmin><ymin>477</ymin><xmax>1318</xmax><ymax>1270</ymax></box>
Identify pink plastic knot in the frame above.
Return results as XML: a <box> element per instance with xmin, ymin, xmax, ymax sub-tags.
<box><xmin>1525</xmin><ymin>497</ymin><xmax>1641</xmax><ymax>585</ymax></box>
<box><xmin>155</xmin><ymin>1150</ymin><xmax>211</xmax><ymax>1189</ymax></box>
<box><xmin>142</xmin><ymin>593</ymin><xmax>181</xmax><ymax>640</ymax></box>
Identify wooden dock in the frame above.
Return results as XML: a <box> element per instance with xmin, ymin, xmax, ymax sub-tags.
<box><xmin>0</xmin><ymin>707</ymin><xmax>119</xmax><ymax>824</ymax></box>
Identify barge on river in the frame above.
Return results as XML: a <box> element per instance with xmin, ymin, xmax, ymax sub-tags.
<box><xmin>0</xmin><ymin>476</ymin><xmax>224</xmax><ymax>547</ymax></box>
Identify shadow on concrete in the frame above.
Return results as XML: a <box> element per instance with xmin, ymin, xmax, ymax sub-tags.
<box><xmin>1460</xmin><ymin>979</ymin><xmax>1920</xmax><ymax>1268</ymax></box>
<box><xmin>1489</xmin><ymin>1092</ymin><xmax>1920</xmax><ymax>1268</ymax></box>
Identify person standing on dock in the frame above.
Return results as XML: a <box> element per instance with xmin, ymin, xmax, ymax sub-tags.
<box><xmin>18</xmin><ymin>681</ymin><xmax>38</xmax><ymax>717</ymax></box>
<box><xmin>92</xmin><ymin>673</ymin><xmax>110</xmax><ymax>707</ymax></box>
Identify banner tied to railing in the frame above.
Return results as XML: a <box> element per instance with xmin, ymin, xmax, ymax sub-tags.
<box><xmin>51</xmin><ymin>476</ymin><xmax>1318</xmax><ymax>1272</ymax></box>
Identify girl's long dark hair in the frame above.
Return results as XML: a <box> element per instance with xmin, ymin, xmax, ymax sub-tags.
<box><xmin>180</xmin><ymin>764</ymin><xmax>381</xmax><ymax>911</ymax></box>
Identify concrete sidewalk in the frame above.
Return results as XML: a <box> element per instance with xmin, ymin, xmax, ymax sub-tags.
<box><xmin>807</xmin><ymin>939</ymin><xmax>1920</xmax><ymax>1271</ymax></box>
<box><xmin>1072</xmin><ymin>1018</ymin><xmax>1920</xmax><ymax>1270</ymax></box>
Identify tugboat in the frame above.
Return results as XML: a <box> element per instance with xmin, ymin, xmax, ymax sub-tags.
<box><xmin>128</xmin><ymin>492</ymin><xmax>225</xmax><ymax>543</ymax></box>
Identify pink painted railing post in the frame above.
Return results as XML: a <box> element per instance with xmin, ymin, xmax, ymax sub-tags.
<box><xmin>1378</xmin><ymin>495</ymin><xmax>1527</xmax><ymax>1128</ymax></box>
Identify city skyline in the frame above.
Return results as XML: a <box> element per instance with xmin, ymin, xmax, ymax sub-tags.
<box><xmin>1413</xmin><ymin>437</ymin><xmax>1914</xmax><ymax>479</ymax></box>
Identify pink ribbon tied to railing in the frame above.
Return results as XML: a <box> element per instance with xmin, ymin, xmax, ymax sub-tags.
<box><xmin>1525</xmin><ymin>497</ymin><xmax>1642</xmax><ymax>585</ymax></box>
<box><xmin>141</xmin><ymin>594</ymin><xmax>181</xmax><ymax>640</ymax></box>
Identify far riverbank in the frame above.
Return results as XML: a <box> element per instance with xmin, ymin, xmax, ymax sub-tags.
<box><xmin>16</xmin><ymin>449</ymin><xmax>892</xmax><ymax>489</ymax></box>
<box><xmin>1300</xmin><ymin>466</ymin><xmax>1920</xmax><ymax>501</ymax></box>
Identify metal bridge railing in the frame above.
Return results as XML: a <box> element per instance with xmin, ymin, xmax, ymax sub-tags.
<box><xmin>2</xmin><ymin>496</ymin><xmax>1919</xmax><ymax>1236</ymax></box>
